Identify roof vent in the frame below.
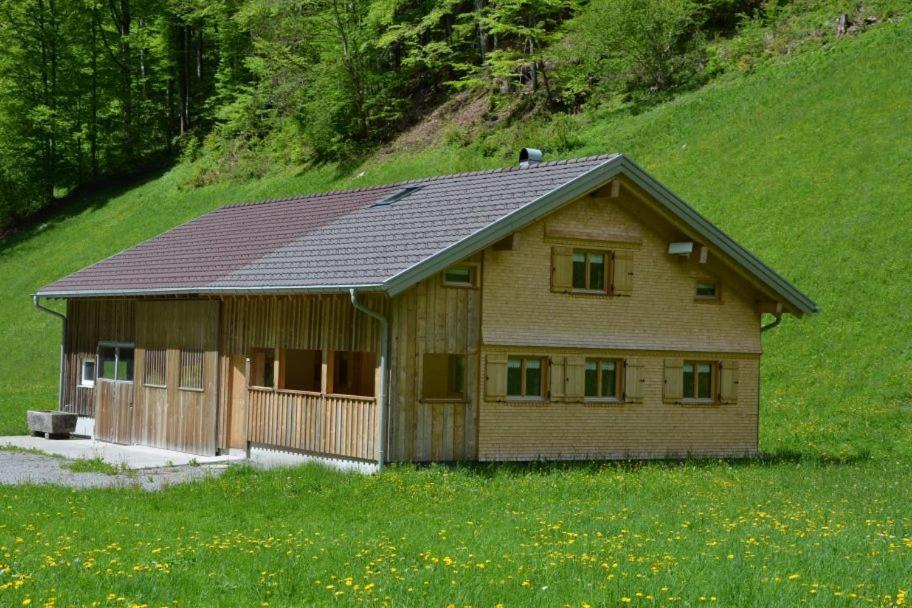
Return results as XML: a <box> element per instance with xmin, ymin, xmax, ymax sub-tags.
<box><xmin>372</xmin><ymin>185</ymin><xmax>423</xmax><ymax>207</ymax></box>
<box><xmin>519</xmin><ymin>148</ymin><xmax>543</xmax><ymax>169</ymax></box>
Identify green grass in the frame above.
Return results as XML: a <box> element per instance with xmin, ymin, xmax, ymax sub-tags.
<box><xmin>62</xmin><ymin>457</ymin><xmax>123</xmax><ymax>475</ymax></box>
<box><xmin>0</xmin><ymin>461</ymin><xmax>910</xmax><ymax>606</ymax></box>
<box><xmin>0</xmin><ymin>16</ymin><xmax>910</xmax><ymax>608</ymax></box>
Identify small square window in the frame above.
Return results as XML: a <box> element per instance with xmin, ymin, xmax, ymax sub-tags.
<box><xmin>572</xmin><ymin>250</ymin><xmax>609</xmax><ymax>292</ymax></box>
<box><xmin>144</xmin><ymin>349</ymin><xmax>167</xmax><ymax>387</ymax></box>
<box><xmin>97</xmin><ymin>344</ymin><xmax>133</xmax><ymax>382</ymax></box>
<box><xmin>443</xmin><ymin>265</ymin><xmax>477</xmax><ymax>288</ymax></box>
<box><xmin>506</xmin><ymin>356</ymin><xmax>545</xmax><ymax>399</ymax></box>
<box><xmin>79</xmin><ymin>359</ymin><xmax>95</xmax><ymax>388</ymax></box>
<box><xmin>695</xmin><ymin>281</ymin><xmax>719</xmax><ymax>300</ymax></box>
<box><xmin>422</xmin><ymin>353</ymin><xmax>466</xmax><ymax>400</ymax></box>
<box><xmin>179</xmin><ymin>350</ymin><xmax>204</xmax><ymax>391</ymax></box>
<box><xmin>683</xmin><ymin>360</ymin><xmax>717</xmax><ymax>401</ymax></box>
<box><xmin>585</xmin><ymin>358</ymin><xmax>620</xmax><ymax>399</ymax></box>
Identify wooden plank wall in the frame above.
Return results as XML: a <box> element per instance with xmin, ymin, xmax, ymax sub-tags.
<box><xmin>133</xmin><ymin>300</ymin><xmax>220</xmax><ymax>455</ymax></box>
<box><xmin>388</xmin><ymin>265</ymin><xmax>482</xmax><ymax>462</ymax></box>
<box><xmin>63</xmin><ymin>299</ymin><xmax>135</xmax><ymax>416</ymax></box>
<box><xmin>218</xmin><ymin>295</ymin><xmax>385</xmax><ymax>456</ymax></box>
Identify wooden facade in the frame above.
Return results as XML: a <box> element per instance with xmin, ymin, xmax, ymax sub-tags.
<box><xmin>59</xmin><ymin>180</ymin><xmax>773</xmax><ymax>463</ymax></box>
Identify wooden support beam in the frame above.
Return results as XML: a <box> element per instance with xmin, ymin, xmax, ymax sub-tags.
<box><xmin>699</xmin><ymin>245</ymin><xmax>709</xmax><ymax>264</ymax></box>
<box><xmin>610</xmin><ymin>179</ymin><xmax>621</xmax><ymax>198</ymax></box>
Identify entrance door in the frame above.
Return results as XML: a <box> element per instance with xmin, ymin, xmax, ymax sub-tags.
<box><xmin>94</xmin><ymin>343</ymin><xmax>135</xmax><ymax>444</ymax></box>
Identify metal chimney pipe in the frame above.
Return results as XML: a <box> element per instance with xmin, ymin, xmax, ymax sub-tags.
<box><xmin>519</xmin><ymin>147</ymin><xmax>543</xmax><ymax>168</ymax></box>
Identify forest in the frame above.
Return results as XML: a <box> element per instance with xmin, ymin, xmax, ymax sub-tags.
<box><xmin>0</xmin><ymin>0</ymin><xmax>906</xmax><ymax>227</ymax></box>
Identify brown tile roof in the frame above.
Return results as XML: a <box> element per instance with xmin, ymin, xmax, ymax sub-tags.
<box><xmin>38</xmin><ymin>155</ymin><xmax>616</xmax><ymax>296</ymax></box>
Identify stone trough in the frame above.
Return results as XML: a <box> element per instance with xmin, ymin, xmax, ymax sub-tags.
<box><xmin>27</xmin><ymin>410</ymin><xmax>77</xmax><ymax>439</ymax></box>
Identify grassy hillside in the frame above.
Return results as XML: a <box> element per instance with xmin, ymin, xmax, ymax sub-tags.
<box><xmin>3</xmin><ymin>16</ymin><xmax>909</xmax><ymax>458</ymax></box>
<box><xmin>0</xmin><ymin>15</ymin><xmax>910</xmax><ymax>608</ymax></box>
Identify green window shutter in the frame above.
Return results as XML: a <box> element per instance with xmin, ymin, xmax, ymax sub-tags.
<box><xmin>719</xmin><ymin>360</ymin><xmax>739</xmax><ymax>404</ymax></box>
<box><xmin>564</xmin><ymin>356</ymin><xmax>586</xmax><ymax>401</ymax></box>
<box><xmin>485</xmin><ymin>353</ymin><xmax>508</xmax><ymax>401</ymax></box>
<box><xmin>549</xmin><ymin>356</ymin><xmax>566</xmax><ymax>401</ymax></box>
<box><xmin>623</xmin><ymin>358</ymin><xmax>644</xmax><ymax>403</ymax></box>
<box><xmin>551</xmin><ymin>246</ymin><xmax>573</xmax><ymax>293</ymax></box>
<box><xmin>664</xmin><ymin>358</ymin><xmax>684</xmax><ymax>402</ymax></box>
<box><xmin>612</xmin><ymin>250</ymin><xmax>635</xmax><ymax>296</ymax></box>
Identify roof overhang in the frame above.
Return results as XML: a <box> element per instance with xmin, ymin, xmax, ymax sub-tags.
<box><xmin>34</xmin><ymin>283</ymin><xmax>386</xmax><ymax>299</ymax></box>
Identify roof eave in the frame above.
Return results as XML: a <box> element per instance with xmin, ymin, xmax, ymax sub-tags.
<box><xmin>33</xmin><ymin>283</ymin><xmax>387</xmax><ymax>299</ymax></box>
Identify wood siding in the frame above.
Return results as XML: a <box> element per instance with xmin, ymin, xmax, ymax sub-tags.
<box><xmin>482</xmin><ymin>188</ymin><xmax>763</xmax><ymax>353</ymax></box>
<box><xmin>218</xmin><ymin>295</ymin><xmax>385</xmax><ymax>457</ymax></box>
<box><xmin>479</xmin><ymin>348</ymin><xmax>759</xmax><ymax>460</ymax></box>
<box><xmin>388</xmin><ymin>267</ymin><xmax>481</xmax><ymax>462</ymax></box>
<box><xmin>475</xmin><ymin>186</ymin><xmax>764</xmax><ymax>460</ymax></box>
<box><xmin>62</xmin><ymin>299</ymin><xmax>134</xmax><ymax>416</ymax></box>
<box><xmin>133</xmin><ymin>300</ymin><xmax>220</xmax><ymax>455</ymax></box>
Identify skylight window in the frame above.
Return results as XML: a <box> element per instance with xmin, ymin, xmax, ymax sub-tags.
<box><xmin>372</xmin><ymin>185</ymin><xmax>423</xmax><ymax>207</ymax></box>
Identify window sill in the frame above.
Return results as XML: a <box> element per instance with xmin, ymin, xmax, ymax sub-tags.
<box><xmin>678</xmin><ymin>399</ymin><xmax>720</xmax><ymax>407</ymax></box>
<box><xmin>584</xmin><ymin>398</ymin><xmax>623</xmax><ymax>406</ymax></box>
<box><xmin>505</xmin><ymin>397</ymin><xmax>547</xmax><ymax>404</ymax></box>
<box><xmin>179</xmin><ymin>386</ymin><xmax>204</xmax><ymax>393</ymax></box>
<box><xmin>77</xmin><ymin>383</ymin><xmax>94</xmax><ymax>389</ymax></box>
<box><xmin>249</xmin><ymin>386</ymin><xmax>275</xmax><ymax>392</ymax></box>
<box><xmin>420</xmin><ymin>397</ymin><xmax>468</xmax><ymax>404</ymax></box>
<box><xmin>571</xmin><ymin>289</ymin><xmax>609</xmax><ymax>296</ymax></box>
<box><xmin>143</xmin><ymin>383</ymin><xmax>166</xmax><ymax>390</ymax></box>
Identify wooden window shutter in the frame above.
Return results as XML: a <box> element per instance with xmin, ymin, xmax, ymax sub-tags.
<box><xmin>549</xmin><ymin>357</ymin><xmax>566</xmax><ymax>401</ymax></box>
<box><xmin>551</xmin><ymin>246</ymin><xmax>573</xmax><ymax>293</ymax></box>
<box><xmin>663</xmin><ymin>358</ymin><xmax>684</xmax><ymax>402</ymax></box>
<box><xmin>623</xmin><ymin>358</ymin><xmax>644</xmax><ymax>402</ymax></box>
<box><xmin>485</xmin><ymin>353</ymin><xmax>508</xmax><ymax>401</ymax></box>
<box><xmin>564</xmin><ymin>355</ymin><xmax>586</xmax><ymax>401</ymax></box>
<box><xmin>719</xmin><ymin>360</ymin><xmax>739</xmax><ymax>404</ymax></box>
<box><xmin>612</xmin><ymin>250</ymin><xmax>634</xmax><ymax>296</ymax></box>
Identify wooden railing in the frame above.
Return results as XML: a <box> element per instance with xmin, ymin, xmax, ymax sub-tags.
<box><xmin>247</xmin><ymin>390</ymin><xmax>377</xmax><ymax>461</ymax></box>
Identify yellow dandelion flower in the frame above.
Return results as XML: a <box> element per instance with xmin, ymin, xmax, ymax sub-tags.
<box><xmin>788</xmin><ymin>574</ymin><xmax>800</xmax><ymax>581</ymax></box>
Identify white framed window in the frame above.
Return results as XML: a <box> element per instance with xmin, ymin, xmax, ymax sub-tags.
<box><xmin>79</xmin><ymin>358</ymin><xmax>96</xmax><ymax>388</ymax></box>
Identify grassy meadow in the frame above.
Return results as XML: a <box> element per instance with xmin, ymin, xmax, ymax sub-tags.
<box><xmin>0</xmin><ymin>16</ymin><xmax>910</xmax><ymax>608</ymax></box>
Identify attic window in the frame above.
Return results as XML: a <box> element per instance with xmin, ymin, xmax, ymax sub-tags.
<box><xmin>372</xmin><ymin>185</ymin><xmax>423</xmax><ymax>207</ymax></box>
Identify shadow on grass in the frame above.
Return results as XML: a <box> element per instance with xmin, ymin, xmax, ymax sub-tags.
<box><xmin>0</xmin><ymin>163</ymin><xmax>172</xmax><ymax>259</ymax></box>
<box><xmin>408</xmin><ymin>449</ymin><xmax>874</xmax><ymax>478</ymax></box>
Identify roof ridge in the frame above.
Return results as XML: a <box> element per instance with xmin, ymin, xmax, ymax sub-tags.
<box><xmin>219</xmin><ymin>153</ymin><xmax>619</xmax><ymax>209</ymax></box>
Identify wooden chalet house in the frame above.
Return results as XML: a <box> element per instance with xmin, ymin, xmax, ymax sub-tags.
<box><xmin>34</xmin><ymin>151</ymin><xmax>816</xmax><ymax>469</ymax></box>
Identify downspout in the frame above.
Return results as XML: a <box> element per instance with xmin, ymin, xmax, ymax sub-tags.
<box><xmin>33</xmin><ymin>295</ymin><xmax>67</xmax><ymax>411</ymax></box>
<box><xmin>350</xmin><ymin>289</ymin><xmax>389</xmax><ymax>473</ymax></box>
<box><xmin>757</xmin><ymin>313</ymin><xmax>782</xmax><ymax>457</ymax></box>
<box><xmin>760</xmin><ymin>314</ymin><xmax>782</xmax><ymax>332</ymax></box>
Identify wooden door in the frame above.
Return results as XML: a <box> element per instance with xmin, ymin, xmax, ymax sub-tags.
<box><xmin>95</xmin><ymin>379</ymin><xmax>133</xmax><ymax>444</ymax></box>
<box><xmin>227</xmin><ymin>354</ymin><xmax>248</xmax><ymax>449</ymax></box>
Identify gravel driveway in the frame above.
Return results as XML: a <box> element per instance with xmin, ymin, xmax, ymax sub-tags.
<box><xmin>0</xmin><ymin>449</ymin><xmax>230</xmax><ymax>490</ymax></box>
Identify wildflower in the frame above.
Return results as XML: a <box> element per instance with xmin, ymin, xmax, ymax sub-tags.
<box><xmin>788</xmin><ymin>574</ymin><xmax>800</xmax><ymax>581</ymax></box>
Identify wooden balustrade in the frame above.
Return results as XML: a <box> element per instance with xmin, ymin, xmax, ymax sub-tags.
<box><xmin>247</xmin><ymin>390</ymin><xmax>377</xmax><ymax>461</ymax></box>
